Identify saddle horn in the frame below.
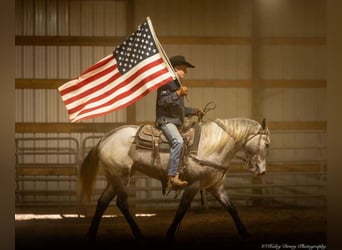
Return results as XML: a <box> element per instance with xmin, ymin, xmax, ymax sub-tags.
<box><xmin>261</xmin><ymin>118</ymin><xmax>267</xmax><ymax>130</ymax></box>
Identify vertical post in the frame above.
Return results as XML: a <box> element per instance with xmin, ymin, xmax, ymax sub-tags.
<box><xmin>125</xmin><ymin>0</ymin><xmax>137</xmax><ymax>212</ymax></box>
<box><xmin>251</xmin><ymin>0</ymin><xmax>265</xmax><ymax>205</ymax></box>
<box><xmin>251</xmin><ymin>0</ymin><xmax>263</xmax><ymax>123</ymax></box>
<box><xmin>125</xmin><ymin>0</ymin><xmax>136</xmax><ymax>125</ymax></box>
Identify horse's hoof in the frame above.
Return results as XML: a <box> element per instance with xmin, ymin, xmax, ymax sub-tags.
<box><xmin>86</xmin><ymin>237</ymin><xmax>96</xmax><ymax>247</ymax></box>
<box><xmin>240</xmin><ymin>230</ymin><xmax>251</xmax><ymax>241</ymax></box>
<box><xmin>86</xmin><ymin>232</ymin><xmax>97</xmax><ymax>245</ymax></box>
<box><xmin>165</xmin><ymin>233</ymin><xmax>176</xmax><ymax>243</ymax></box>
<box><xmin>135</xmin><ymin>236</ymin><xmax>148</xmax><ymax>246</ymax></box>
<box><xmin>134</xmin><ymin>233</ymin><xmax>144</xmax><ymax>242</ymax></box>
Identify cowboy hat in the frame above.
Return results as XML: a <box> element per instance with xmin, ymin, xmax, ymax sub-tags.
<box><xmin>169</xmin><ymin>55</ymin><xmax>195</xmax><ymax>68</ymax></box>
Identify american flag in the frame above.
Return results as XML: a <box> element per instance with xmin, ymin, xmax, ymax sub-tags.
<box><xmin>58</xmin><ymin>18</ymin><xmax>175</xmax><ymax>122</ymax></box>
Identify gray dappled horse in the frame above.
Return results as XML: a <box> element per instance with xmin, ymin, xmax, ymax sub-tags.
<box><xmin>79</xmin><ymin>117</ymin><xmax>270</xmax><ymax>242</ymax></box>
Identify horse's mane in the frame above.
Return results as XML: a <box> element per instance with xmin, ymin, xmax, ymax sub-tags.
<box><xmin>200</xmin><ymin>118</ymin><xmax>262</xmax><ymax>156</ymax></box>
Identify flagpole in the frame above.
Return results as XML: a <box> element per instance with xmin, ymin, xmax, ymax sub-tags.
<box><xmin>146</xmin><ymin>17</ymin><xmax>190</xmax><ymax>102</ymax></box>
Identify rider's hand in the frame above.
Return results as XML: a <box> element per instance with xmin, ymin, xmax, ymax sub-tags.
<box><xmin>176</xmin><ymin>86</ymin><xmax>188</xmax><ymax>96</ymax></box>
<box><xmin>196</xmin><ymin>108</ymin><xmax>205</xmax><ymax>116</ymax></box>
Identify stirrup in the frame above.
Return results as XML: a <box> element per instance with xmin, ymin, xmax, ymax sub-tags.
<box><xmin>166</xmin><ymin>188</ymin><xmax>182</xmax><ymax>199</ymax></box>
<box><xmin>168</xmin><ymin>176</ymin><xmax>188</xmax><ymax>189</ymax></box>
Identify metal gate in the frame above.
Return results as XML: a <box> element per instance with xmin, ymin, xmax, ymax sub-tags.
<box><xmin>15</xmin><ymin>130</ymin><xmax>327</xmax><ymax>211</ymax></box>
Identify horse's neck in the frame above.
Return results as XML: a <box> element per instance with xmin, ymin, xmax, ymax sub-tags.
<box><xmin>198</xmin><ymin>135</ymin><xmax>240</xmax><ymax>166</ymax></box>
<box><xmin>219</xmin><ymin>137</ymin><xmax>242</xmax><ymax>165</ymax></box>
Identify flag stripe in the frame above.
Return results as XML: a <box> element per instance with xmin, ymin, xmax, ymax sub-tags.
<box><xmin>64</xmin><ymin>54</ymin><xmax>173</xmax><ymax>122</ymax></box>
<box><xmin>74</xmin><ymin>67</ymin><xmax>170</xmax><ymax>116</ymax></box>
<box><xmin>59</xmin><ymin>55</ymin><xmax>116</xmax><ymax>96</ymax></box>
<box><xmin>66</xmin><ymin>56</ymin><xmax>161</xmax><ymax>108</ymax></box>
<box><xmin>62</xmin><ymin>66</ymin><xmax>119</xmax><ymax>105</ymax></box>
<box><xmin>71</xmin><ymin>74</ymin><xmax>171</xmax><ymax>121</ymax></box>
<box><xmin>80</xmin><ymin>54</ymin><xmax>115</xmax><ymax>76</ymax></box>
<box><xmin>65</xmin><ymin>55</ymin><xmax>165</xmax><ymax>113</ymax></box>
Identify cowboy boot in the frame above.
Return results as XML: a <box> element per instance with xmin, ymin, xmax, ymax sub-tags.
<box><xmin>168</xmin><ymin>173</ymin><xmax>188</xmax><ymax>190</ymax></box>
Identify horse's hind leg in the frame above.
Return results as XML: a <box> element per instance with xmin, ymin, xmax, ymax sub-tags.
<box><xmin>87</xmin><ymin>176</ymin><xmax>142</xmax><ymax>242</ymax></box>
<box><xmin>86</xmin><ymin>183</ymin><xmax>117</xmax><ymax>242</ymax></box>
<box><xmin>116</xmin><ymin>189</ymin><xmax>143</xmax><ymax>240</ymax></box>
<box><xmin>209</xmin><ymin>185</ymin><xmax>250</xmax><ymax>239</ymax></box>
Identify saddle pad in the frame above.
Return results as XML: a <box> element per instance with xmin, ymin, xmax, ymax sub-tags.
<box><xmin>133</xmin><ymin>123</ymin><xmax>200</xmax><ymax>152</ymax></box>
<box><xmin>139</xmin><ymin>124</ymin><xmax>168</xmax><ymax>143</ymax></box>
<box><xmin>134</xmin><ymin>124</ymin><xmax>170</xmax><ymax>152</ymax></box>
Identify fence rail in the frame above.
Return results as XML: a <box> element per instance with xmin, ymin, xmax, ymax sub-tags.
<box><xmin>15</xmin><ymin>130</ymin><xmax>327</xmax><ymax>211</ymax></box>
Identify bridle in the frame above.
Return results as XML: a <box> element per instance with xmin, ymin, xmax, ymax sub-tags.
<box><xmin>213</xmin><ymin>119</ymin><xmax>268</xmax><ymax>169</ymax></box>
<box><xmin>189</xmin><ymin>118</ymin><xmax>268</xmax><ymax>173</ymax></box>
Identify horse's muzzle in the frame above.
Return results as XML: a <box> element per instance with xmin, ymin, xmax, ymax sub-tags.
<box><xmin>257</xmin><ymin>170</ymin><xmax>266</xmax><ymax>176</ymax></box>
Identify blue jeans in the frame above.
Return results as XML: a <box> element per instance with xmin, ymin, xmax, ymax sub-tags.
<box><xmin>160</xmin><ymin>123</ymin><xmax>184</xmax><ymax>176</ymax></box>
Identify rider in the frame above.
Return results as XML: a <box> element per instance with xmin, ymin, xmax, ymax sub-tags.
<box><xmin>155</xmin><ymin>55</ymin><xmax>203</xmax><ymax>190</ymax></box>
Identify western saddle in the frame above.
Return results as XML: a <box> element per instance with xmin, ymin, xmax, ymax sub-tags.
<box><xmin>133</xmin><ymin>122</ymin><xmax>201</xmax><ymax>166</ymax></box>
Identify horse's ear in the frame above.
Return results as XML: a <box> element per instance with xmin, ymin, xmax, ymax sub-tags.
<box><xmin>261</xmin><ymin>118</ymin><xmax>267</xmax><ymax>130</ymax></box>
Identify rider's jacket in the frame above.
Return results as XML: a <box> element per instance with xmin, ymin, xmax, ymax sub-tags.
<box><xmin>155</xmin><ymin>79</ymin><xmax>196</xmax><ymax>128</ymax></box>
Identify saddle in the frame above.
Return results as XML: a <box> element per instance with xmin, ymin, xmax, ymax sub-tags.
<box><xmin>133</xmin><ymin>123</ymin><xmax>201</xmax><ymax>154</ymax></box>
<box><xmin>133</xmin><ymin>123</ymin><xmax>201</xmax><ymax>196</ymax></box>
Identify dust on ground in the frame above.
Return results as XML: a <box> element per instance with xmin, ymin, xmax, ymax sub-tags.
<box><xmin>15</xmin><ymin>206</ymin><xmax>326</xmax><ymax>250</ymax></box>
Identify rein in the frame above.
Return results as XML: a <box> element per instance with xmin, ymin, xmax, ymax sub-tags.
<box><xmin>189</xmin><ymin>117</ymin><xmax>265</xmax><ymax>172</ymax></box>
<box><xmin>187</xmin><ymin>119</ymin><xmax>240</xmax><ymax>173</ymax></box>
<box><xmin>213</xmin><ymin>118</ymin><xmax>266</xmax><ymax>164</ymax></box>
<box><xmin>189</xmin><ymin>154</ymin><xmax>228</xmax><ymax>171</ymax></box>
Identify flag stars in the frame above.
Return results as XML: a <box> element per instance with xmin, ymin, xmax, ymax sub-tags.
<box><xmin>114</xmin><ymin>20</ymin><xmax>158</xmax><ymax>73</ymax></box>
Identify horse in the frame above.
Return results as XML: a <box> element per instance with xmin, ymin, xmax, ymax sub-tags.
<box><xmin>78</xmin><ymin>114</ymin><xmax>270</xmax><ymax>243</ymax></box>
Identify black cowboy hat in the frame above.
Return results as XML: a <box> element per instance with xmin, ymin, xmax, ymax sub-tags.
<box><xmin>169</xmin><ymin>55</ymin><xmax>195</xmax><ymax>68</ymax></box>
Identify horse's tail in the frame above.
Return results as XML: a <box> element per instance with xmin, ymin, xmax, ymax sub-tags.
<box><xmin>78</xmin><ymin>145</ymin><xmax>100</xmax><ymax>202</ymax></box>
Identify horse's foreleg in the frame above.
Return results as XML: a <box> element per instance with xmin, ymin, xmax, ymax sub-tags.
<box><xmin>166</xmin><ymin>185</ymin><xmax>199</xmax><ymax>241</ymax></box>
<box><xmin>86</xmin><ymin>184</ymin><xmax>117</xmax><ymax>243</ymax></box>
<box><xmin>116</xmin><ymin>190</ymin><xmax>143</xmax><ymax>240</ymax></box>
<box><xmin>209</xmin><ymin>185</ymin><xmax>250</xmax><ymax>239</ymax></box>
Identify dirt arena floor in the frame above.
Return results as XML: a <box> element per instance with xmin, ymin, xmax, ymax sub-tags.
<box><xmin>15</xmin><ymin>206</ymin><xmax>327</xmax><ymax>250</ymax></box>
